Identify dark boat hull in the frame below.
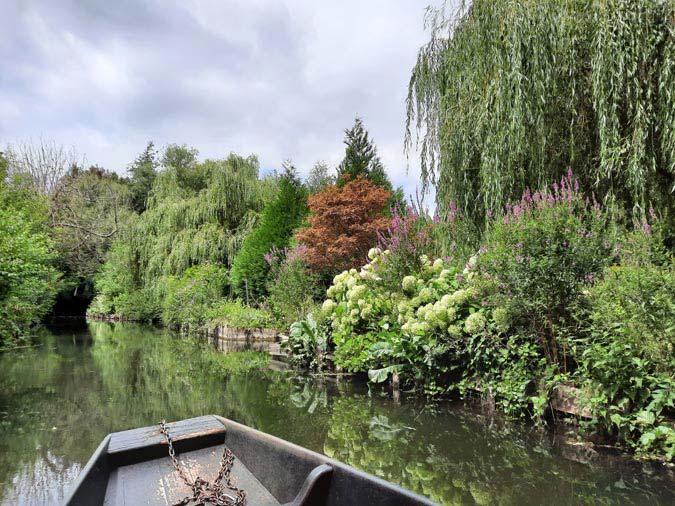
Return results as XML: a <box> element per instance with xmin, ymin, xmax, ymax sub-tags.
<box><xmin>63</xmin><ymin>415</ymin><xmax>436</xmax><ymax>505</ymax></box>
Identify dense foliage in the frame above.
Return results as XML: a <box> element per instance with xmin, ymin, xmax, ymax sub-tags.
<box><xmin>50</xmin><ymin>166</ymin><xmax>132</xmax><ymax>289</ymax></box>
<box><xmin>265</xmin><ymin>245</ymin><xmax>322</xmax><ymax>327</ymax></box>
<box><xmin>205</xmin><ymin>299</ymin><xmax>275</xmax><ymax>330</ymax></box>
<box><xmin>307</xmin><ymin>174</ymin><xmax>675</xmax><ymax>459</ymax></box>
<box><xmin>474</xmin><ymin>172</ymin><xmax>618</xmax><ymax>370</ymax></box>
<box><xmin>160</xmin><ymin>263</ymin><xmax>228</xmax><ymax>330</ymax></box>
<box><xmin>575</xmin><ymin>256</ymin><xmax>675</xmax><ymax>458</ymax></box>
<box><xmin>0</xmin><ymin>156</ymin><xmax>59</xmax><ymax>346</ymax></box>
<box><xmin>407</xmin><ymin>0</ymin><xmax>675</xmax><ymax>225</ymax></box>
<box><xmin>90</xmin><ymin>149</ymin><xmax>275</xmax><ymax>319</ymax></box>
<box><xmin>229</xmin><ymin>166</ymin><xmax>308</xmax><ymax>300</ymax></box>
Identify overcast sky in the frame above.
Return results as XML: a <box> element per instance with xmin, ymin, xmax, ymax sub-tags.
<box><xmin>1</xmin><ymin>1</ymin><xmax>438</xmax><ymax>201</ymax></box>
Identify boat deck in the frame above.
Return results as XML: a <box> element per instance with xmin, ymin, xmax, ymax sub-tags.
<box><xmin>104</xmin><ymin>444</ymin><xmax>279</xmax><ymax>506</ymax></box>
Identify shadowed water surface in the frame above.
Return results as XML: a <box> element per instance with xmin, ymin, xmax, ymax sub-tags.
<box><xmin>0</xmin><ymin>321</ymin><xmax>673</xmax><ymax>505</ymax></box>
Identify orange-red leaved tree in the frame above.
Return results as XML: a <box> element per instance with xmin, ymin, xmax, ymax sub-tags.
<box><xmin>296</xmin><ymin>176</ymin><xmax>391</xmax><ymax>274</ymax></box>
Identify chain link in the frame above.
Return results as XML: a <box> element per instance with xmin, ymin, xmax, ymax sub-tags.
<box><xmin>159</xmin><ymin>420</ymin><xmax>247</xmax><ymax>506</ymax></box>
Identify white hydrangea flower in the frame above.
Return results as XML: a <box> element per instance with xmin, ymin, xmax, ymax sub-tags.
<box><xmin>433</xmin><ymin>303</ymin><xmax>448</xmax><ymax>323</ymax></box>
<box><xmin>464</xmin><ymin>312</ymin><xmax>487</xmax><ymax>334</ymax></box>
<box><xmin>447</xmin><ymin>324</ymin><xmax>463</xmax><ymax>339</ymax></box>
<box><xmin>449</xmin><ymin>289</ymin><xmax>467</xmax><ymax>305</ymax></box>
<box><xmin>492</xmin><ymin>307</ymin><xmax>510</xmax><ymax>332</ymax></box>
<box><xmin>352</xmin><ymin>285</ymin><xmax>367</xmax><ymax>301</ymax></box>
<box><xmin>322</xmin><ymin>299</ymin><xmax>336</xmax><ymax>314</ymax></box>
<box><xmin>402</xmin><ymin>275</ymin><xmax>417</xmax><ymax>293</ymax></box>
<box><xmin>419</xmin><ymin>287</ymin><xmax>435</xmax><ymax>303</ymax></box>
<box><xmin>367</xmin><ymin>247</ymin><xmax>381</xmax><ymax>260</ymax></box>
<box><xmin>411</xmin><ymin>321</ymin><xmax>430</xmax><ymax>334</ymax></box>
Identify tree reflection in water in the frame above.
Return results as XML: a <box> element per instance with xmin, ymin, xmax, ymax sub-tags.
<box><xmin>0</xmin><ymin>321</ymin><xmax>673</xmax><ymax>505</ymax></box>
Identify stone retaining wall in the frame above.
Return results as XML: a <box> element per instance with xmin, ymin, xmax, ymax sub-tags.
<box><xmin>205</xmin><ymin>325</ymin><xmax>279</xmax><ymax>353</ymax></box>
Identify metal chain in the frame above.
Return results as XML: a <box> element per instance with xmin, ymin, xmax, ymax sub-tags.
<box><xmin>159</xmin><ymin>420</ymin><xmax>247</xmax><ymax>506</ymax></box>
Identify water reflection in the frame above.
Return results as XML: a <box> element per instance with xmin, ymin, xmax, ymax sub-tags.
<box><xmin>0</xmin><ymin>321</ymin><xmax>673</xmax><ymax>505</ymax></box>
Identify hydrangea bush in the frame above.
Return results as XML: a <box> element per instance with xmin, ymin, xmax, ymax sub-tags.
<box><xmin>322</xmin><ymin>248</ymin><xmax>486</xmax><ymax>386</ymax></box>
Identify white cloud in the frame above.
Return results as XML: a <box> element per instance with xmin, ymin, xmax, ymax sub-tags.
<box><xmin>1</xmin><ymin>0</ymin><xmax>439</xmax><ymax>206</ymax></box>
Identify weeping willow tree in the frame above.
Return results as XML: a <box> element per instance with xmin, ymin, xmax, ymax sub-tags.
<box><xmin>90</xmin><ymin>148</ymin><xmax>277</xmax><ymax>318</ymax></box>
<box><xmin>407</xmin><ymin>0</ymin><xmax>675</xmax><ymax>226</ymax></box>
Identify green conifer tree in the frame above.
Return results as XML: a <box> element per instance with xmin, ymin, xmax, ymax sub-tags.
<box><xmin>128</xmin><ymin>141</ymin><xmax>158</xmax><ymax>213</ymax></box>
<box><xmin>230</xmin><ymin>163</ymin><xmax>309</xmax><ymax>300</ymax></box>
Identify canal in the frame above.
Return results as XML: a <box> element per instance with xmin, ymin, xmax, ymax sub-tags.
<box><xmin>0</xmin><ymin>321</ymin><xmax>673</xmax><ymax>505</ymax></box>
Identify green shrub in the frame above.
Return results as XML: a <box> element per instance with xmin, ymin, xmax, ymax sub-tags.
<box><xmin>285</xmin><ymin>313</ymin><xmax>329</xmax><ymax>370</ymax></box>
<box><xmin>206</xmin><ymin>299</ymin><xmax>275</xmax><ymax>330</ymax></box>
<box><xmin>574</xmin><ymin>260</ymin><xmax>675</xmax><ymax>458</ymax></box>
<box><xmin>0</xmin><ymin>169</ymin><xmax>59</xmax><ymax>345</ymax></box>
<box><xmin>475</xmin><ymin>173</ymin><xmax>618</xmax><ymax>369</ymax></box>
<box><xmin>161</xmin><ymin>263</ymin><xmax>228</xmax><ymax>329</ymax></box>
<box><xmin>229</xmin><ymin>167</ymin><xmax>308</xmax><ymax>300</ymax></box>
<box><xmin>91</xmin><ymin>240</ymin><xmax>158</xmax><ymax>320</ymax></box>
<box><xmin>265</xmin><ymin>245</ymin><xmax>322</xmax><ymax>328</ymax></box>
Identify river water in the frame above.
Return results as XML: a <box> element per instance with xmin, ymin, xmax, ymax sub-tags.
<box><xmin>0</xmin><ymin>321</ymin><xmax>673</xmax><ymax>505</ymax></box>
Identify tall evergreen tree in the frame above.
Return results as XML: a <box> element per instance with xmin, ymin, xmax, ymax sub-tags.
<box><xmin>128</xmin><ymin>141</ymin><xmax>158</xmax><ymax>213</ymax></box>
<box><xmin>337</xmin><ymin>117</ymin><xmax>392</xmax><ymax>190</ymax></box>
<box><xmin>229</xmin><ymin>162</ymin><xmax>309</xmax><ymax>300</ymax></box>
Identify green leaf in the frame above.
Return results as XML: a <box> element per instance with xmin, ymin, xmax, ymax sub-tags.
<box><xmin>367</xmin><ymin>365</ymin><xmax>402</xmax><ymax>383</ymax></box>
